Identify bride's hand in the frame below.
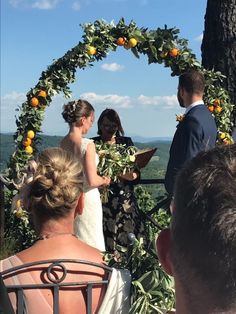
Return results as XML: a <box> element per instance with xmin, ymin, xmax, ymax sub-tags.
<box><xmin>102</xmin><ymin>176</ymin><xmax>111</xmax><ymax>186</ymax></box>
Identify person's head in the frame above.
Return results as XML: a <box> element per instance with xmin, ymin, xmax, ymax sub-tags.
<box><xmin>177</xmin><ymin>69</ymin><xmax>205</xmax><ymax>108</ymax></box>
<box><xmin>62</xmin><ymin>99</ymin><xmax>94</xmax><ymax>134</ymax></box>
<box><xmin>19</xmin><ymin>147</ymin><xmax>83</xmax><ymax>230</ymax></box>
<box><xmin>157</xmin><ymin>144</ymin><xmax>236</xmax><ymax>313</ymax></box>
<box><xmin>97</xmin><ymin>108</ymin><xmax>124</xmax><ymax>138</ymax></box>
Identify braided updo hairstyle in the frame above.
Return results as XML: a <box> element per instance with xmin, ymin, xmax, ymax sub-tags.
<box><xmin>62</xmin><ymin>99</ymin><xmax>94</xmax><ymax>124</ymax></box>
<box><xmin>20</xmin><ymin>147</ymin><xmax>83</xmax><ymax>222</ymax></box>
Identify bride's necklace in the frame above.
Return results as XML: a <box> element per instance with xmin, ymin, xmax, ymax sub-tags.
<box><xmin>37</xmin><ymin>232</ymin><xmax>78</xmax><ymax>240</ymax></box>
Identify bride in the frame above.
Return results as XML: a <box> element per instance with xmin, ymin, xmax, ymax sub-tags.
<box><xmin>60</xmin><ymin>99</ymin><xmax>110</xmax><ymax>251</ymax></box>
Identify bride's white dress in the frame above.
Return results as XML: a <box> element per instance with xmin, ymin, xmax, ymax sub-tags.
<box><xmin>74</xmin><ymin>138</ymin><xmax>105</xmax><ymax>251</ymax></box>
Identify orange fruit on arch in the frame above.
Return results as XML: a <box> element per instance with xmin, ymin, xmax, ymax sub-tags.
<box><xmin>208</xmin><ymin>105</ymin><xmax>214</xmax><ymax>113</ymax></box>
<box><xmin>87</xmin><ymin>46</ymin><xmax>96</xmax><ymax>55</ymax></box>
<box><xmin>215</xmin><ymin>106</ymin><xmax>222</xmax><ymax>113</ymax></box>
<box><xmin>25</xmin><ymin>145</ymin><xmax>33</xmax><ymax>154</ymax></box>
<box><xmin>128</xmin><ymin>38</ymin><xmax>137</xmax><ymax>48</ymax></box>
<box><xmin>27</xmin><ymin>130</ymin><xmax>35</xmax><ymax>139</ymax></box>
<box><xmin>30</xmin><ymin>97</ymin><xmax>39</xmax><ymax>107</ymax></box>
<box><xmin>117</xmin><ymin>37</ymin><xmax>126</xmax><ymax>46</ymax></box>
<box><xmin>38</xmin><ymin>90</ymin><xmax>47</xmax><ymax>98</ymax></box>
<box><xmin>23</xmin><ymin>137</ymin><xmax>32</xmax><ymax>147</ymax></box>
<box><xmin>213</xmin><ymin>99</ymin><xmax>220</xmax><ymax>106</ymax></box>
<box><xmin>169</xmin><ymin>48</ymin><xmax>179</xmax><ymax>57</ymax></box>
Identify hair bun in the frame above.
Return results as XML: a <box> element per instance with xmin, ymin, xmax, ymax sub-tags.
<box><xmin>62</xmin><ymin>101</ymin><xmax>77</xmax><ymax>123</ymax></box>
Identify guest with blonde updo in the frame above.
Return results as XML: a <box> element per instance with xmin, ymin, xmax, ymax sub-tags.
<box><xmin>60</xmin><ymin>99</ymin><xmax>110</xmax><ymax>251</ymax></box>
<box><xmin>0</xmin><ymin>147</ymin><xmax>131</xmax><ymax>314</ymax></box>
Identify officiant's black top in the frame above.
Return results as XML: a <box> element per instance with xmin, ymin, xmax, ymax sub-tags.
<box><xmin>91</xmin><ymin>135</ymin><xmax>145</xmax><ymax>254</ymax></box>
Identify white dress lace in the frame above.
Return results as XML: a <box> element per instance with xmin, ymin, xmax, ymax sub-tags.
<box><xmin>74</xmin><ymin>138</ymin><xmax>105</xmax><ymax>251</ymax></box>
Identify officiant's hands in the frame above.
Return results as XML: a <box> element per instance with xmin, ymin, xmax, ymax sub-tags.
<box><xmin>119</xmin><ymin>170</ymin><xmax>138</xmax><ymax>181</ymax></box>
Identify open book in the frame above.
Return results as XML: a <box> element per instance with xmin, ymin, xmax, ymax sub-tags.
<box><xmin>134</xmin><ymin>147</ymin><xmax>157</xmax><ymax>168</ymax></box>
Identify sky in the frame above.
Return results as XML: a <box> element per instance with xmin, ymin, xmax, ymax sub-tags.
<box><xmin>1</xmin><ymin>0</ymin><xmax>207</xmax><ymax>139</ymax></box>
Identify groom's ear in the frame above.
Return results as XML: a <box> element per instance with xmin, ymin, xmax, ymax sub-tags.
<box><xmin>156</xmin><ymin>228</ymin><xmax>173</xmax><ymax>276</ymax></box>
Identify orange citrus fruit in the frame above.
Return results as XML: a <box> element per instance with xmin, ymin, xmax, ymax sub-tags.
<box><xmin>128</xmin><ymin>38</ymin><xmax>137</xmax><ymax>48</ymax></box>
<box><xmin>25</xmin><ymin>145</ymin><xmax>33</xmax><ymax>154</ymax></box>
<box><xmin>27</xmin><ymin>130</ymin><xmax>35</xmax><ymax>139</ymax></box>
<box><xmin>38</xmin><ymin>90</ymin><xmax>47</xmax><ymax>98</ymax></box>
<box><xmin>87</xmin><ymin>46</ymin><xmax>96</xmax><ymax>55</ymax></box>
<box><xmin>23</xmin><ymin>137</ymin><xmax>32</xmax><ymax>147</ymax></box>
<box><xmin>213</xmin><ymin>99</ymin><xmax>220</xmax><ymax>106</ymax></box>
<box><xmin>169</xmin><ymin>48</ymin><xmax>179</xmax><ymax>57</ymax></box>
<box><xmin>219</xmin><ymin>132</ymin><xmax>226</xmax><ymax>140</ymax></box>
<box><xmin>117</xmin><ymin>37</ymin><xmax>126</xmax><ymax>46</ymax></box>
<box><xmin>31</xmin><ymin>97</ymin><xmax>39</xmax><ymax>107</ymax></box>
<box><xmin>208</xmin><ymin>105</ymin><xmax>214</xmax><ymax>113</ymax></box>
<box><xmin>215</xmin><ymin>106</ymin><xmax>222</xmax><ymax>113</ymax></box>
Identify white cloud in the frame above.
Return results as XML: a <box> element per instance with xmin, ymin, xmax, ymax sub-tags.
<box><xmin>0</xmin><ymin>91</ymin><xmax>179</xmax><ymax>136</ymax></box>
<box><xmin>80</xmin><ymin>92</ymin><xmax>178</xmax><ymax>110</ymax></box>
<box><xmin>72</xmin><ymin>1</ymin><xmax>81</xmax><ymax>10</ymax></box>
<box><xmin>137</xmin><ymin>94</ymin><xmax>178</xmax><ymax>109</ymax></box>
<box><xmin>80</xmin><ymin>92</ymin><xmax>132</xmax><ymax>108</ymax></box>
<box><xmin>101</xmin><ymin>63</ymin><xmax>124</xmax><ymax>72</ymax></box>
<box><xmin>194</xmin><ymin>33</ymin><xmax>203</xmax><ymax>42</ymax></box>
<box><xmin>0</xmin><ymin>91</ymin><xmax>67</xmax><ymax>133</ymax></box>
<box><xmin>1</xmin><ymin>91</ymin><xmax>27</xmax><ymax>109</ymax></box>
<box><xmin>9</xmin><ymin>0</ymin><xmax>60</xmax><ymax>9</ymax></box>
<box><xmin>9</xmin><ymin>0</ymin><xmax>24</xmax><ymax>8</ymax></box>
<box><xmin>32</xmin><ymin>0</ymin><xmax>60</xmax><ymax>9</ymax></box>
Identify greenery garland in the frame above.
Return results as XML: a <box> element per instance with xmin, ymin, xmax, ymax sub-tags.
<box><xmin>5</xmin><ymin>17</ymin><xmax>234</xmax><ymax>184</ymax></box>
<box><xmin>2</xmin><ymin>18</ymin><xmax>235</xmax><ymax>313</ymax></box>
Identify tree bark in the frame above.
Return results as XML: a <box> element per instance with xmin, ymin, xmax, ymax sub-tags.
<box><xmin>201</xmin><ymin>0</ymin><xmax>236</xmax><ymax>125</ymax></box>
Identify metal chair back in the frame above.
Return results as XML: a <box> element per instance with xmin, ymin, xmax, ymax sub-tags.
<box><xmin>1</xmin><ymin>259</ymin><xmax>113</xmax><ymax>314</ymax></box>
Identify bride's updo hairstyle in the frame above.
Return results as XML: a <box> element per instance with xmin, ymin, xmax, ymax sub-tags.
<box><xmin>21</xmin><ymin>147</ymin><xmax>83</xmax><ymax>221</ymax></box>
<box><xmin>62</xmin><ymin>99</ymin><xmax>94</xmax><ymax>125</ymax></box>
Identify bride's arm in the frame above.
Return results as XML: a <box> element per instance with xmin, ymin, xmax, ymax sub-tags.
<box><xmin>84</xmin><ymin>142</ymin><xmax>110</xmax><ymax>188</ymax></box>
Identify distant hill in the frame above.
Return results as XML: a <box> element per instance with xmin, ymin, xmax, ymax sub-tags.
<box><xmin>131</xmin><ymin>135</ymin><xmax>172</xmax><ymax>143</ymax></box>
<box><xmin>0</xmin><ymin>133</ymin><xmax>63</xmax><ymax>171</ymax></box>
<box><xmin>0</xmin><ymin>134</ymin><xmax>170</xmax><ymax>198</ymax></box>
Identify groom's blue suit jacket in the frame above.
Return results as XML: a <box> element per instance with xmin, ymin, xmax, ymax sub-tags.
<box><xmin>165</xmin><ymin>104</ymin><xmax>217</xmax><ymax>196</ymax></box>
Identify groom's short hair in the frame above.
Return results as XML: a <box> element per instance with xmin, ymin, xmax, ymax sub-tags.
<box><xmin>179</xmin><ymin>69</ymin><xmax>205</xmax><ymax>95</ymax></box>
<box><xmin>171</xmin><ymin>144</ymin><xmax>236</xmax><ymax>311</ymax></box>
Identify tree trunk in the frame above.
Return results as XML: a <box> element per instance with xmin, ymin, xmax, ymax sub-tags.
<box><xmin>201</xmin><ymin>0</ymin><xmax>236</xmax><ymax>125</ymax></box>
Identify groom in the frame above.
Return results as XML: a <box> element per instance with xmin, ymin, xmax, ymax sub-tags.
<box><xmin>165</xmin><ymin>69</ymin><xmax>217</xmax><ymax>197</ymax></box>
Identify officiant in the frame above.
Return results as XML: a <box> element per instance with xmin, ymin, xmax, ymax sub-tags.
<box><xmin>92</xmin><ymin>108</ymin><xmax>146</xmax><ymax>256</ymax></box>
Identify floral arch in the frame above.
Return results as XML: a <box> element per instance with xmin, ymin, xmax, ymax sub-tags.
<box><xmin>2</xmin><ymin>18</ymin><xmax>235</xmax><ymax>311</ymax></box>
<box><xmin>6</xmin><ymin>18</ymin><xmax>235</xmax><ymax>183</ymax></box>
